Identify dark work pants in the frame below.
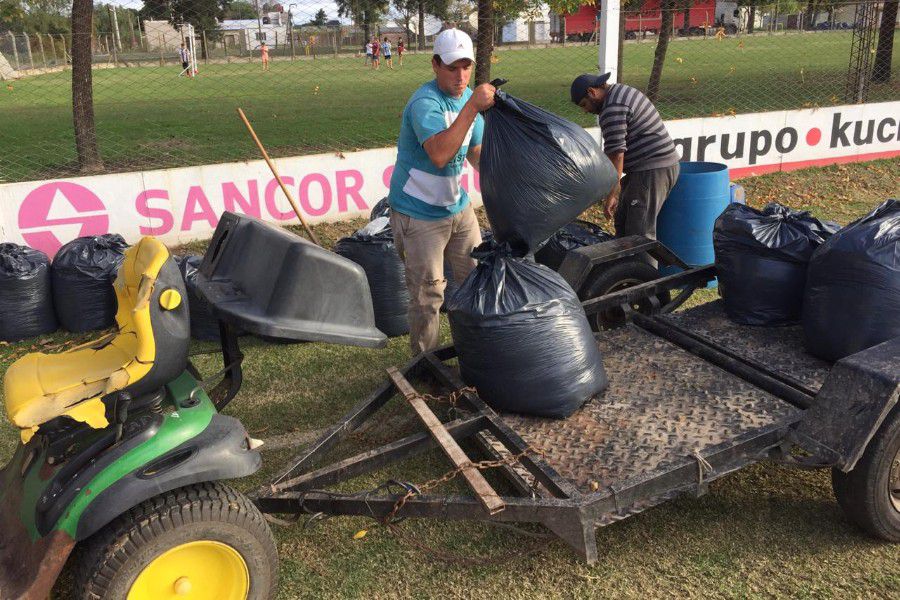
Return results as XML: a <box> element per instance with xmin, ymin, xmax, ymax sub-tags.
<box><xmin>614</xmin><ymin>163</ymin><xmax>680</xmax><ymax>240</ymax></box>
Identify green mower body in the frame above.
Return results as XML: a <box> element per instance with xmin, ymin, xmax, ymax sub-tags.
<box><xmin>0</xmin><ymin>371</ymin><xmax>260</xmax><ymax>599</ymax></box>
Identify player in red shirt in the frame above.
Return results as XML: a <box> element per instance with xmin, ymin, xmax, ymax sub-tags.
<box><xmin>371</xmin><ymin>37</ymin><xmax>380</xmax><ymax>70</ymax></box>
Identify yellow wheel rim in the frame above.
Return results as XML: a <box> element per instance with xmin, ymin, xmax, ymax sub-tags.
<box><xmin>127</xmin><ymin>540</ymin><xmax>250</xmax><ymax>600</ymax></box>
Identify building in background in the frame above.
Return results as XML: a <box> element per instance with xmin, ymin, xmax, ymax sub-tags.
<box><xmin>221</xmin><ymin>11</ymin><xmax>291</xmax><ymax>51</ymax></box>
<box><xmin>500</xmin><ymin>6</ymin><xmax>553</xmax><ymax>44</ymax></box>
<box><xmin>143</xmin><ymin>20</ymin><xmax>181</xmax><ymax>51</ymax></box>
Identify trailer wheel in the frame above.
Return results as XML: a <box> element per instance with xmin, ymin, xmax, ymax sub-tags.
<box><xmin>831</xmin><ymin>406</ymin><xmax>900</xmax><ymax>542</ymax></box>
<box><xmin>73</xmin><ymin>482</ymin><xmax>278</xmax><ymax>600</ymax></box>
<box><xmin>581</xmin><ymin>259</ymin><xmax>671</xmax><ymax>331</ymax></box>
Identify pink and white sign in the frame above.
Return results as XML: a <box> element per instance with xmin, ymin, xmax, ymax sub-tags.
<box><xmin>1</xmin><ymin>101</ymin><xmax>897</xmax><ymax>257</ymax></box>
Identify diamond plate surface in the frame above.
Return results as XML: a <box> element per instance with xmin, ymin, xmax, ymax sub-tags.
<box><xmin>661</xmin><ymin>300</ymin><xmax>831</xmax><ymax>392</ymax></box>
<box><xmin>501</xmin><ymin>325</ymin><xmax>799</xmax><ymax>493</ymax></box>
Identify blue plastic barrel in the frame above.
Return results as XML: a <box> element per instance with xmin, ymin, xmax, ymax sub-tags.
<box><xmin>657</xmin><ymin>162</ymin><xmax>731</xmax><ymax>281</ymax></box>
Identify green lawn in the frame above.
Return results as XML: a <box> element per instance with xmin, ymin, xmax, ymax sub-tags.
<box><xmin>1</xmin><ymin>30</ymin><xmax>897</xmax><ymax>182</ymax></box>
<box><xmin>1</xmin><ymin>158</ymin><xmax>899</xmax><ymax>598</ymax></box>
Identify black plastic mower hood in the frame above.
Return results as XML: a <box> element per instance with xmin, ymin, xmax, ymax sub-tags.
<box><xmin>195</xmin><ymin>212</ymin><xmax>387</xmax><ymax>348</ymax></box>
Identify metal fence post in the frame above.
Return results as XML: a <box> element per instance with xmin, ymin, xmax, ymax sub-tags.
<box><xmin>37</xmin><ymin>33</ymin><xmax>46</xmax><ymax>68</ymax></box>
<box><xmin>110</xmin><ymin>34</ymin><xmax>118</xmax><ymax>65</ymax></box>
<box><xmin>598</xmin><ymin>0</ymin><xmax>620</xmax><ymax>84</ymax></box>
<box><xmin>26</xmin><ymin>34</ymin><xmax>34</xmax><ymax>70</ymax></box>
<box><xmin>8</xmin><ymin>32</ymin><xmax>19</xmax><ymax>69</ymax></box>
<box><xmin>59</xmin><ymin>34</ymin><xmax>68</xmax><ymax>64</ymax></box>
<box><xmin>46</xmin><ymin>33</ymin><xmax>55</xmax><ymax>65</ymax></box>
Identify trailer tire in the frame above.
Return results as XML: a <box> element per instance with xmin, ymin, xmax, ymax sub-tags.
<box><xmin>831</xmin><ymin>405</ymin><xmax>900</xmax><ymax>542</ymax></box>
<box><xmin>581</xmin><ymin>259</ymin><xmax>670</xmax><ymax>331</ymax></box>
<box><xmin>72</xmin><ymin>481</ymin><xmax>278</xmax><ymax>600</ymax></box>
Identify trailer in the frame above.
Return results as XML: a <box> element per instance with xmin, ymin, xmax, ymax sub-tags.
<box><xmin>4</xmin><ymin>216</ymin><xmax>896</xmax><ymax>598</ymax></box>
<box><xmin>254</xmin><ymin>238</ymin><xmax>900</xmax><ymax>562</ymax></box>
<box><xmin>562</xmin><ymin>1</ymin><xmax>740</xmax><ymax>42</ymax></box>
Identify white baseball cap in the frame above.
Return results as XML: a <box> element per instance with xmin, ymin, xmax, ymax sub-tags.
<box><xmin>433</xmin><ymin>28</ymin><xmax>475</xmax><ymax>65</ymax></box>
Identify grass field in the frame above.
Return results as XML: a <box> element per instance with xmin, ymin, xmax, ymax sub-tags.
<box><xmin>1</xmin><ymin>30</ymin><xmax>897</xmax><ymax>182</ymax></box>
<box><xmin>1</xmin><ymin>158</ymin><xmax>898</xmax><ymax>598</ymax></box>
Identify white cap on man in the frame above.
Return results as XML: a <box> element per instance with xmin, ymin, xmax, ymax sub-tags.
<box><xmin>433</xmin><ymin>28</ymin><xmax>475</xmax><ymax>65</ymax></box>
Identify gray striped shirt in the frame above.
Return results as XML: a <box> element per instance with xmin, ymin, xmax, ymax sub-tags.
<box><xmin>598</xmin><ymin>84</ymin><xmax>680</xmax><ymax>173</ymax></box>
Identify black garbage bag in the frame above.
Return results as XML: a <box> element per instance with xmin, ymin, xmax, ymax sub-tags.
<box><xmin>802</xmin><ymin>199</ymin><xmax>900</xmax><ymax>361</ymax></box>
<box><xmin>369</xmin><ymin>196</ymin><xmax>391</xmax><ymax>221</ymax></box>
<box><xmin>447</xmin><ymin>243</ymin><xmax>608</xmax><ymax>418</ymax></box>
<box><xmin>52</xmin><ymin>234</ymin><xmax>128</xmax><ymax>332</ymax></box>
<box><xmin>334</xmin><ymin>218</ymin><xmax>410</xmax><ymax>337</ymax></box>
<box><xmin>480</xmin><ymin>91</ymin><xmax>617</xmax><ymax>255</ymax></box>
<box><xmin>0</xmin><ymin>244</ymin><xmax>57</xmax><ymax>341</ymax></box>
<box><xmin>443</xmin><ymin>228</ymin><xmax>493</xmax><ymax>311</ymax></box>
<box><xmin>175</xmin><ymin>255</ymin><xmax>221</xmax><ymax>341</ymax></box>
<box><xmin>535</xmin><ymin>220</ymin><xmax>614</xmax><ymax>271</ymax></box>
<box><xmin>714</xmin><ymin>203</ymin><xmax>839</xmax><ymax>326</ymax></box>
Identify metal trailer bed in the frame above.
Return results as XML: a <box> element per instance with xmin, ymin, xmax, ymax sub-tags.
<box><xmin>253</xmin><ymin>262</ymin><xmax>900</xmax><ymax>563</ymax></box>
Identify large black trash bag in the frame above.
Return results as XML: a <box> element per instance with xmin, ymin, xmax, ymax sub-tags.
<box><xmin>802</xmin><ymin>199</ymin><xmax>900</xmax><ymax>361</ymax></box>
<box><xmin>713</xmin><ymin>203</ymin><xmax>839</xmax><ymax>326</ymax></box>
<box><xmin>480</xmin><ymin>91</ymin><xmax>617</xmax><ymax>255</ymax></box>
<box><xmin>52</xmin><ymin>234</ymin><xmax>128</xmax><ymax>332</ymax></box>
<box><xmin>447</xmin><ymin>242</ymin><xmax>608</xmax><ymax>418</ymax></box>
<box><xmin>535</xmin><ymin>220</ymin><xmax>613</xmax><ymax>271</ymax></box>
<box><xmin>369</xmin><ymin>196</ymin><xmax>391</xmax><ymax>221</ymax></box>
<box><xmin>0</xmin><ymin>244</ymin><xmax>57</xmax><ymax>341</ymax></box>
<box><xmin>334</xmin><ymin>218</ymin><xmax>410</xmax><ymax>337</ymax></box>
<box><xmin>176</xmin><ymin>255</ymin><xmax>221</xmax><ymax>341</ymax></box>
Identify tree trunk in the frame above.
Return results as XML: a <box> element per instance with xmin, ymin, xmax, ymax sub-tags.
<box><xmin>682</xmin><ymin>5</ymin><xmax>690</xmax><ymax>35</ymax></box>
<box><xmin>647</xmin><ymin>0</ymin><xmax>675</xmax><ymax>102</ymax></box>
<box><xmin>748</xmin><ymin>5</ymin><xmax>755</xmax><ymax>34</ymax></box>
<box><xmin>71</xmin><ymin>0</ymin><xmax>102</xmax><ymax>172</ymax></box>
<box><xmin>872</xmin><ymin>0</ymin><xmax>898</xmax><ymax>83</ymax></box>
<box><xmin>418</xmin><ymin>1</ymin><xmax>425</xmax><ymax>50</ymax></box>
<box><xmin>559</xmin><ymin>11</ymin><xmax>566</xmax><ymax>43</ymax></box>
<box><xmin>474</xmin><ymin>0</ymin><xmax>493</xmax><ymax>85</ymax></box>
<box><xmin>803</xmin><ymin>1</ymin><xmax>817</xmax><ymax>30</ymax></box>
<box><xmin>618</xmin><ymin>9</ymin><xmax>625</xmax><ymax>79</ymax></box>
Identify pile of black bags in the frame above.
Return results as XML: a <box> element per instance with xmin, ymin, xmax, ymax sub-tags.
<box><xmin>802</xmin><ymin>199</ymin><xmax>900</xmax><ymax>361</ymax></box>
<box><xmin>0</xmin><ymin>244</ymin><xmax>57</xmax><ymax>341</ymax></box>
<box><xmin>480</xmin><ymin>90</ymin><xmax>617</xmax><ymax>255</ymax></box>
<box><xmin>535</xmin><ymin>220</ymin><xmax>613</xmax><ymax>271</ymax></box>
<box><xmin>447</xmin><ymin>243</ymin><xmax>608</xmax><ymax>418</ymax></box>
<box><xmin>176</xmin><ymin>255</ymin><xmax>221</xmax><ymax>341</ymax></box>
<box><xmin>369</xmin><ymin>197</ymin><xmax>391</xmax><ymax>221</ymax></box>
<box><xmin>713</xmin><ymin>203</ymin><xmax>838</xmax><ymax>326</ymax></box>
<box><xmin>52</xmin><ymin>234</ymin><xmax>128</xmax><ymax>332</ymax></box>
<box><xmin>448</xmin><ymin>92</ymin><xmax>614</xmax><ymax>418</ymax></box>
<box><xmin>335</xmin><ymin>218</ymin><xmax>410</xmax><ymax>337</ymax></box>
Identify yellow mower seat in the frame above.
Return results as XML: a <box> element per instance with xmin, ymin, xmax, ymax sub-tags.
<box><xmin>4</xmin><ymin>237</ymin><xmax>190</xmax><ymax>443</ymax></box>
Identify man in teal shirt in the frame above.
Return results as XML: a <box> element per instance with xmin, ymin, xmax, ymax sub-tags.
<box><xmin>388</xmin><ymin>28</ymin><xmax>495</xmax><ymax>353</ymax></box>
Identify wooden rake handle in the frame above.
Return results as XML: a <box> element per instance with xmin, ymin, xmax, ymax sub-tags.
<box><xmin>236</xmin><ymin>108</ymin><xmax>321</xmax><ymax>246</ymax></box>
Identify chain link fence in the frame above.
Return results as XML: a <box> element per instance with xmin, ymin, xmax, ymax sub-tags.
<box><xmin>0</xmin><ymin>1</ymin><xmax>896</xmax><ymax>183</ymax></box>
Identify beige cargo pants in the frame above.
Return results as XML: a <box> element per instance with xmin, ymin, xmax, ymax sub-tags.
<box><xmin>390</xmin><ymin>204</ymin><xmax>482</xmax><ymax>354</ymax></box>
